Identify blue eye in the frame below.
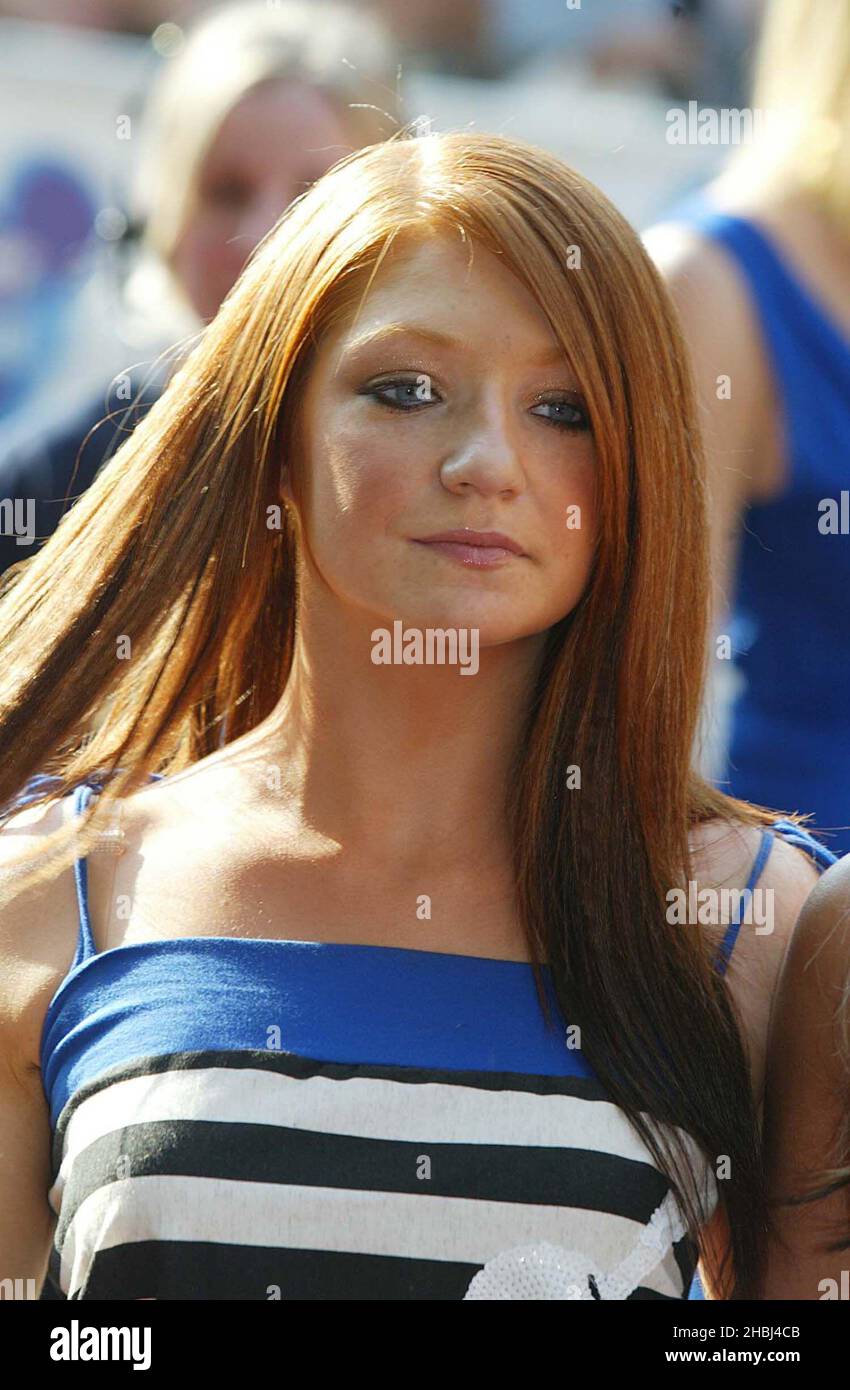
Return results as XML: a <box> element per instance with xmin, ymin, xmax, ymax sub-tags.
<box><xmin>367</xmin><ymin>377</ymin><xmax>437</xmax><ymax>410</ymax></box>
<box><xmin>530</xmin><ymin>398</ymin><xmax>590</xmax><ymax>431</ymax></box>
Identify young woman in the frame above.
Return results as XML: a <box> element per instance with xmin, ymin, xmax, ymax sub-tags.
<box><xmin>0</xmin><ymin>129</ymin><xmax>833</xmax><ymax>1302</ymax></box>
<box><xmin>645</xmin><ymin>0</ymin><xmax>850</xmax><ymax>856</ymax></box>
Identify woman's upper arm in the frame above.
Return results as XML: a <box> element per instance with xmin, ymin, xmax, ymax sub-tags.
<box><xmin>760</xmin><ymin>855</ymin><xmax>850</xmax><ymax>1298</ymax></box>
<box><xmin>0</xmin><ymin>799</ymin><xmax>77</xmax><ymax>1296</ymax></box>
<box><xmin>0</xmin><ymin>1028</ymin><xmax>55</xmax><ymax>1294</ymax></box>
<box><xmin>644</xmin><ymin>223</ymin><xmax>763</xmax><ymax>629</ymax></box>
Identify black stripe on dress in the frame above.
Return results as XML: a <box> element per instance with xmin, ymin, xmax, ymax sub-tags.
<box><xmin>55</xmin><ymin>1118</ymin><xmax>671</xmax><ymax>1250</ymax></box>
<box><xmin>67</xmin><ymin>1239</ymin><xmax>692</xmax><ymax>1301</ymax></box>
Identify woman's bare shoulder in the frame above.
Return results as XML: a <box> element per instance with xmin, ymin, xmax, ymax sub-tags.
<box><xmin>644</xmin><ymin>218</ymin><xmax>774</xmax><ymax>472</ymax></box>
<box><xmin>643</xmin><ymin>218</ymin><xmax>759</xmax><ymax>344</ymax></box>
<box><xmin>689</xmin><ymin>816</ymin><xmax>822</xmax><ymax>888</ymax></box>
<box><xmin>782</xmin><ymin>851</ymin><xmax>850</xmax><ymax>964</ymax></box>
<box><xmin>687</xmin><ymin>816</ymin><xmax>821</xmax><ymax>955</ymax></box>
<box><xmin>688</xmin><ymin>817</ymin><xmax>824</xmax><ymax>1106</ymax></box>
<box><xmin>0</xmin><ymin>795</ymin><xmax>82</xmax><ymax>1072</ymax></box>
<box><xmin>120</xmin><ymin>727</ymin><xmax>284</xmax><ymax>825</ymax></box>
<box><xmin>114</xmin><ymin>745</ymin><xmax>276</xmax><ymax>845</ymax></box>
<box><xmin>0</xmin><ymin>762</ymin><xmax>235</xmax><ymax>1063</ymax></box>
<box><xmin>0</xmin><ymin>752</ymin><xmax>274</xmax><ymax>1073</ymax></box>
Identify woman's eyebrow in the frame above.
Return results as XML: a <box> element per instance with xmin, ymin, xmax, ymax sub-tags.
<box><xmin>344</xmin><ymin>324</ymin><xmax>460</xmax><ymax>353</ymax></box>
<box><xmin>343</xmin><ymin>323</ymin><xmax>570</xmax><ymax>368</ymax></box>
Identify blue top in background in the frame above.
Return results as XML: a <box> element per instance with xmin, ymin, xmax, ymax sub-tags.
<box><xmin>661</xmin><ymin>200</ymin><xmax>850</xmax><ymax>857</ymax></box>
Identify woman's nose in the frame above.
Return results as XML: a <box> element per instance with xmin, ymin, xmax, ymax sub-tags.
<box><xmin>439</xmin><ymin>398</ymin><xmax>525</xmax><ymax>497</ymax></box>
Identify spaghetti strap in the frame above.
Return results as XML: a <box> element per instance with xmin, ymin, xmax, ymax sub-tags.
<box><xmin>765</xmin><ymin>817</ymin><xmax>839</xmax><ymax>872</ymax></box>
<box><xmin>68</xmin><ymin>770</ymin><xmax>167</xmax><ymax>972</ymax></box>
<box><xmin>70</xmin><ymin>781</ymin><xmax>99</xmax><ymax>971</ymax></box>
<box><xmin>714</xmin><ymin>828</ymin><xmax>773</xmax><ymax>976</ymax></box>
<box><xmin>714</xmin><ymin>819</ymin><xmax>838</xmax><ymax>976</ymax></box>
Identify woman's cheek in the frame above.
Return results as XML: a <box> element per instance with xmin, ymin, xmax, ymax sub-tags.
<box><xmin>563</xmin><ymin>460</ymin><xmax>597</xmax><ymax>549</ymax></box>
<box><xmin>334</xmin><ymin>441</ymin><xmax>419</xmax><ymax>517</ymax></box>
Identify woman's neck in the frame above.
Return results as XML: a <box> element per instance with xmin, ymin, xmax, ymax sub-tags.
<box><xmin>246</xmin><ymin>608</ymin><xmax>547</xmax><ymax>869</ymax></box>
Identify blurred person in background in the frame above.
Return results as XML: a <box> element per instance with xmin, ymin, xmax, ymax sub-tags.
<box><xmin>368</xmin><ymin>0</ymin><xmax>489</xmax><ymax>76</ymax></box>
<box><xmin>0</xmin><ymin>1</ymin><xmax>199</xmax><ymax>32</ymax></box>
<box><xmin>462</xmin><ymin>0</ymin><xmax>762</xmax><ymax>101</ymax></box>
<box><xmin>0</xmin><ymin>0</ymin><xmax>400</xmax><ymax>579</ymax></box>
<box><xmin>368</xmin><ymin>0</ymin><xmax>708</xmax><ymax>86</ymax></box>
<box><xmin>588</xmin><ymin>0</ymin><xmax>764</xmax><ymax>105</ymax></box>
<box><xmin>646</xmin><ymin>0</ymin><xmax>850</xmax><ymax>857</ymax></box>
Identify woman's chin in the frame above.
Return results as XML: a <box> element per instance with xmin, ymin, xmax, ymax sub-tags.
<box><xmin>366</xmin><ymin>608</ymin><xmax>551</xmax><ymax>657</ymax></box>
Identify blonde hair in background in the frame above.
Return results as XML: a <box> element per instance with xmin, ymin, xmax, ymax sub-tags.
<box><xmin>723</xmin><ymin>0</ymin><xmax>850</xmax><ymax>230</ymax></box>
<box><xmin>125</xmin><ymin>0</ymin><xmax>402</xmax><ymax>335</ymax></box>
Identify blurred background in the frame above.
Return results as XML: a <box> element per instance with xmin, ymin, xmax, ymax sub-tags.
<box><xmin>0</xmin><ymin>0</ymin><xmax>765</xmax><ymax>450</ymax></box>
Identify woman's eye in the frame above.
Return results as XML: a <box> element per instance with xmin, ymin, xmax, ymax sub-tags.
<box><xmin>368</xmin><ymin>377</ymin><xmax>437</xmax><ymax>409</ymax></box>
<box><xmin>530</xmin><ymin>398</ymin><xmax>590</xmax><ymax>431</ymax></box>
<box><xmin>203</xmin><ymin>178</ymin><xmax>252</xmax><ymax>210</ymax></box>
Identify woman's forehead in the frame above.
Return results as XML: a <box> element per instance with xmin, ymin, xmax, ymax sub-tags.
<box><xmin>317</xmin><ymin>233</ymin><xmax>573</xmax><ymax>363</ymax></box>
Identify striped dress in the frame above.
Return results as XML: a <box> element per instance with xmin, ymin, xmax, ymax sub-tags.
<box><xmin>36</xmin><ymin>779</ymin><xmax>834</xmax><ymax>1300</ymax></box>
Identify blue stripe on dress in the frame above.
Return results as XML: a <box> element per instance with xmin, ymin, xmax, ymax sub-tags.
<box><xmin>40</xmin><ymin>937</ymin><xmax>593</xmax><ymax>1128</ymax></box>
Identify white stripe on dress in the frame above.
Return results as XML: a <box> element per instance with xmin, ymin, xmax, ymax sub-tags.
<box><xmin>59</xmin><ymin>1174</ymin><xmax>688</xmax><ymax>1300</ymax></box>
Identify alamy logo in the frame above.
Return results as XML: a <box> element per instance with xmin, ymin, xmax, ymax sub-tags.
<box><xmin>371</xmin><ymin>621</ymin><xmax>479</xmax><ymax>675</ymax></box>
<box><xmin>665</xmin><ymin>102</ymin><xmax>782</xmax><ymax>146</ymax></box>
<box><xmin>50</xmin><ymin>1319</ymin><xmax>151</xmax><ymax>1370</ymax></box>
<box><xmin>666</xmin><ymin>882</ymin><xmax>774</xmax><ymax>934</ymax></box>
<box><xmin>0</xmin><ymin>1277</ymin><xmax>36</xmax><ymax>1298</ymax></box>
<box><xmin>0</xmin><ymin>497</ymin><xmax>35</xmax><ymax>545</ymax></box>
<box><xmin>818</xmin><ymin>491</ymin><xmax>850</xmax><ymax>533</ymax></box>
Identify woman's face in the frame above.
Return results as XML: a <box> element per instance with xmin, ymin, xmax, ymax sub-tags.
<box><xmin>290</xmin><ymin>232</ymin><xmax>599</xmax><ymax>649</ymax></box>
<box><xmin>172</xmin><ymin>80</ymin><xmax>353</xmax><ymax>323</ymax></box>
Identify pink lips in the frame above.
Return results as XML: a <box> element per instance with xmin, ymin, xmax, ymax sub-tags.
<box><xmin>413</xmin><ymin>529</ymin><xmax>527</xmax><ymax>570</ymax></box>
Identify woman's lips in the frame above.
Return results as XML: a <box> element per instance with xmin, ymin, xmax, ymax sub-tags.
<box><xmin>412</xmin><ymin>530</ymin><xmax>527</xmax><ymax>570</ymax></box>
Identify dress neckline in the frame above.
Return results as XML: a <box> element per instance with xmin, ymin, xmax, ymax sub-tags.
<box><xmin>39</xmin><ymin>935</ymin><xmax>552</xmax><ymax>1086</ymax></box>
<box><xmin>80</xmin><ymin>934</ymin><xmax>540</xmax><ymax>968</ymax></box>
<box><xmin>42</xmin><ymin>935</ymin><xmax>545</xmax><ymax>1052</ymax></box>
